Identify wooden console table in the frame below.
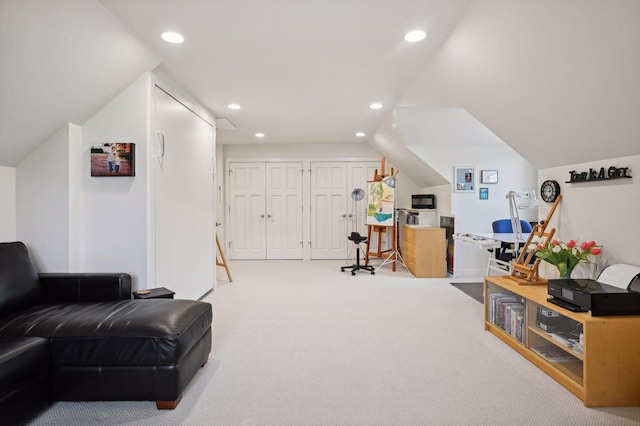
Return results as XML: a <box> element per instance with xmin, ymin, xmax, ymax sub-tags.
<box><xmin>484</xmin><ymin>275</ymin><xmax>640</xmax><ymax>407</ymax></box>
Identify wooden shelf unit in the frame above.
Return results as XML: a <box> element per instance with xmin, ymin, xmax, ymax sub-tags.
<box><xmin>484</xmin><ymin>276</ymin><xmax>640</xmax><ymax>407</ymax></box>
<box><xmin>401</xmin><ymin>226</ymin><xmax>446</xmax><ymax>278</ymax></box>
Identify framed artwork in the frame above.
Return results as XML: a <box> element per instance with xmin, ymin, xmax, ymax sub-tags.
<box><xmin>90</xmin><ymin>143</ymin><xmax>136</xmax><ymax>177</ymax></box>
<box><xmin>454</xmin><ymin>166</ymin><xmax>475</xmax><ymax>192</ymax></box>
<box><xmin>481</xmin><ymin>170</ymin><xmax>498</xmax><ymax>184</ymax></box>
<box><xmin>366</xmin><ymin>180</ymin><xmax>395</xmax><ymax>227</ymax></box>
<box><xmin>479</xmin><ymin>188</ymin><xmax>489</xmax><ymax>200</ymax></box>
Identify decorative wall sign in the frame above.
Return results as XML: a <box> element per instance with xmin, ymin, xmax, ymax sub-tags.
<box><xmin>454</xmin><ymin>166</ymin><xmax>475</xmax><ymax>192</ymax></box>
<box><xmin>481</xmin><ymin>170</ymin><xmax>498</xmax><ymax>184</ymax></box>
<box><xmin>566</xmin><ymin>166</ymin><xmax>631</xmax><ymax>183</ymax></box>
<box><xmin>90</xmin><ymin>143</ymin><xmax>136</xmax><ymax>177</ymax></box>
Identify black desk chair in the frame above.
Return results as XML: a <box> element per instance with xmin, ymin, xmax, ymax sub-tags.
<box><xmin>341</xmin><ymin>232</ymin><xmax>376</xmax><ymax>276</ymax></box>
<box><xmin>491</xmin><ymin>219</ymin><xmax>533</xmax><ymax>262</ymax></box>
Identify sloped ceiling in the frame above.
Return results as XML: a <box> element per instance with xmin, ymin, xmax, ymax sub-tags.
<box><xmin>397</xmin><ymin>0</ymin><xmax>640</xmax><ymax>170</ymax></box>
<box><xmin>97</xmin><ymin>0</ymin><xmax>471</xmax><ymax>147</ymax></box>
<box><xmin>1</xmin><ymin>0</ymin><xmax>639</xmax><ymax>184</ymax></box>
<box><xmin>0</xmin><ymin>0</ymin><xmax>161</xmax><ymax>166</ymax></box>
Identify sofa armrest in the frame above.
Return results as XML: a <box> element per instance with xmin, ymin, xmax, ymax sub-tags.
<box><xmin>38</xmin><ymin>273</ymin><xmax>132</xmax><ymax>303</ymax></box>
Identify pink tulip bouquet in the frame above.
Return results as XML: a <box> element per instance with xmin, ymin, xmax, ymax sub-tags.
<box><xmin>528</xmin><ymin>236</ymin><xmax>602</xmax><ymax>278</ymax></box>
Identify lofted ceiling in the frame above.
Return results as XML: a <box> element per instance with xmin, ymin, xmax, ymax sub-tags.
<box><xmin>1</xmin><ymin>0</ymin><xmax>639</xmax><ymax>185</ymax></box>
<box><xmin>98</xmin><ymin>0</ymin><xmax>471</xmax><ymax>146</ymax></box>
<box><xmin>0</xmin><ymin>0</ymin><xmax>471</xmax><ymax>169</ymax></box>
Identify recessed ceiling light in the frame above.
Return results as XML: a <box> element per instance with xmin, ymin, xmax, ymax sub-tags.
<box><xmin>255</xmin><ymin>132</ymin><xmax>265</xmax><ymax>138</ymax></box>
<box><xmin>369</xmin><ymin>102</ymin><xmax>383</xmax><ymax>110</ymax></box>
<box><xmin>227</xmin><ymin>103</ymin><xmax>241</xmax><ymax>110</ymax></box>
<box><xmin>161</xmin><ymin>31</ymin><xmax>184</xmax><ymax>44</ymax></box>
<box><xmin>356</xmin><ymin>132</ymin><xmax>366</xmax><ymax>138</ymax></box>
<box><xmin>404</xmin><ymin>30</ymin><xmax>426</xmax><ymax>42</ymax></box>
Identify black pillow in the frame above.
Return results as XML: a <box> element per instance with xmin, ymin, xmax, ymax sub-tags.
<box><xmin>0</xmin><ymin>242</ymin><xmax>45</xmax><ymax>315</ymax></box>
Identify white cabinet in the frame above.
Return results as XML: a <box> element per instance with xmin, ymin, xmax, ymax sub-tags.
<box><xmin>226</xmin><ymin>159</ymin><xmax>382</xmax><ymax>261</ymax></box>
<box><xmin>309</xmin><ymin>161</ymin><xmax>381</xmax><ymax>259</ymax></box>
<box><xmin>153</xmin><ymin>87</ymin><xmax>215</xmax><ymax>300</ymax></box>
<box><xmin>228</xmin><ymin>162</ymin><xmax>303</xmax><ymax>260</ymax></box>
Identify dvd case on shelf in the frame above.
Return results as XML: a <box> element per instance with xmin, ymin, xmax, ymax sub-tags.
<box><xmin>531</xmin><ymin>345</ymin><xmax>578</xmax><ymax>363</ymax></box>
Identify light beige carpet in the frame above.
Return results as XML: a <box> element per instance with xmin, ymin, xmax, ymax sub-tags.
<box><xmin>31</xmin><ymin>260</ymin><xmax>640</xmax><ymax>425</ymax></box>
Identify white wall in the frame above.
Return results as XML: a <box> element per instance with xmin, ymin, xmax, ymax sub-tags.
<box><xmin>223</xmin><ymin>141</ymin><xmax>379</xmax><ymax>160</ymax></box>
<box><xmin>222</xmin><ymin>142</ymin><xmax>420</xmax><ymax>260</ymax></box>
<box><xmin>80</xmin><ymin>73</ymin><xmax>150</xmax><ymax>288</ymax></box>
<box><xmin>398</xmin><ymin>108</ymin><xmax>537</xmax><ymax>277</ymax></box>
<box><xmin>394</xmin><ymin>174</ymin><xmax>420</xmax><ymax>210</ymax></box>
<box><xmin>417</xmin><ymin>144</ymin><xmax>536</xmax><ymax>277</ymax></box>
<box><xmin>0</xmin><ymin>166</ymin><xmax>16</xmax><ymax>241</ymax></box>
<box><xmin>68</xmin><ymin>123</ymin><xmax>82</xmax><ymax>270</ymax></box>
<box><xmin>422</xmin><ymin>184</ymin><xmax>452</xmax><ymax>217</ymax></box>
<box><xmin>538</xmin><ymin>155</ymin><xmax>640</xmax><ymax>280</ymax></box>
<box><xmin>11</xmin><ymin>71</ymin><xmax>217</xmax><ymax>291</ymax></box>
<box><xmin>16</xmin><ymin>124</ymin><xmax>73</xmax><ymax>271</ymax></box>
<box><xmin>223</xmin><ymin>142</ymin><xmax>417</xmax><ymax>203</ymax></box>
<box><xmin>399</xmin><ymin>0</ymin><xmax>640</xmax><ymax>170</ymax></box>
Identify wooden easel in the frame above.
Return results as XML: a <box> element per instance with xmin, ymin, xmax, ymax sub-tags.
<box><xmin>364</xmin><ymin>158</ymin><xmax>399</xmax><ymax>271</ymax></box>
<box><xmin>508</xmin><ymin>195</ymin><xmax>562</xmax><ymax>285</ymax></box>
<box><xmin>215</xmin><ymin>223</ymin><xmax>233</xmax><ymax>282</ymax></box>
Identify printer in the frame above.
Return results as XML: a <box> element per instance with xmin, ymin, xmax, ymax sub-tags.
<box><xmin>547</xmin><ymin>264</ymin><xmax>640</xmax><ymax>316</ymax></box>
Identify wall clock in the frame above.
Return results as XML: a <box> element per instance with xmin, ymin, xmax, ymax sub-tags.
<box><xmin>540</xmin><ymin>180</ymin><xmax>560</xmax><ymax>202</ymax></box>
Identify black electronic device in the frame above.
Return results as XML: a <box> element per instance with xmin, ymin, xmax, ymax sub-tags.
<box><xmin>411</xmin><ymin>194</ymin><xmax>436</xmax><ymax>209</ymax></box>
<box><xmin>547</xmin><ymin>296</ymin><xmax>588</xmax><ymax>313</ymax></box>
<box><xmin>548</xmin><ymin>279</ymin><xmax>640</xmax><ymax>316</ymax></box>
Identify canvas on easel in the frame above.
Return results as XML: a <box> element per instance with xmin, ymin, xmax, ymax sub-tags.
<box><xmin>366</xmin><ymin>180</ymin><xmax>395</xmax><ymax>227</ymax></box>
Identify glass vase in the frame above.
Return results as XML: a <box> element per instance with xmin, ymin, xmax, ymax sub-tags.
<box><xmin>558</xmin><ymin>266</ymin><xmax>575</xmax><ymax>279</ymax></box>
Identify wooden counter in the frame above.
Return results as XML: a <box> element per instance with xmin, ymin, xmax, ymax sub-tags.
<box><xmin>401</xmin><ymin>226</ymin><xmax>446</xmax><ymax>278</ymax></box>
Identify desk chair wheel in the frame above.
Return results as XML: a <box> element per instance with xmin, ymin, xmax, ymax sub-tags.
<box><xmin>341</xmin><ymin>231</ymin><xmax>376</xmax><ymax>276</ymax></box>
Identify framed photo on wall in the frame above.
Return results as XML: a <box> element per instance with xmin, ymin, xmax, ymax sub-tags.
<box><xmin>479</xmin><ymin>188</ymin><xmax>489</xmax><ymax>200</ymax></box>
<box><xmin>481</xmin><ymin>170</ymin><xmax>498</xmax><ymax>184</ymax></box>
<box><xmin>454</xmin><ymin>166</ymin><xmax>475</xmax><ymax>192</ymax></box>
<box><xmin>90</xmin><ymin>143</ymin><xmax>136</xmax><ymax>177</ymax></box>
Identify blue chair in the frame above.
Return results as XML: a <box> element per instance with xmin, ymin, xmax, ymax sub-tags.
<box><xmin>492</xmin><ymin>219</ymin><xmax>533</xmax><ymax>261</ymax></box>
<box><xmin>492</xmin><ymin>219</ymin><xmax>533</xmax><ymax>233</ymax></box>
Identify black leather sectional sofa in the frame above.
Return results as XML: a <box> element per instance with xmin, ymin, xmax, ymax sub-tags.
<box><xmin>0</xmin><ymin>242</ymin><xmax>213</xmax><ymax>425</ymax></box>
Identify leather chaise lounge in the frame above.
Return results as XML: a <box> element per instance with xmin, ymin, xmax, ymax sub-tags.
<box><xmin>0</xmin><ymin>242</ymin><xmax>213</xmax><ymax>425</ymax></box>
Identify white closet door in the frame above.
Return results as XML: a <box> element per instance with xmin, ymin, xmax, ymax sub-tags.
<box><xmin>310</xmin><ymin>162</ymin><xmax>348</xmax><ymax>259</ymax></box>
<box><xmin>154</xmin><ymin>88</ymin><xmax>214</xmax><ymax>300</ymax></box>
<box><xmin>228</xmin><ymin>162</ymin><xmax>266</xmax><ymax>259</ymax></box>
<box><xmin>266</xmin><ymin>162</ymin><xmax>303</xmax><ymax>259</ymax></box>
<box><xmin>347</xmin><ymin>162</ymin><xmax>379</xmax><ymax>236</ymax></box>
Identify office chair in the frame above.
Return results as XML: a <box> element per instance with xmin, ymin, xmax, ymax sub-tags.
<box><xmin>492</xmin><ymin>219</ymin><xmax>533</xmax><ymax>234</ymax></box>
<box><xmin>340</xmin><ymin>232</ymin><xmax>376</xmax><ymax>276</ymax></box>
<box><xmin>491</xmin><ymin>219</ymin><xmax>534</xmax><ymax>262</ymax></box>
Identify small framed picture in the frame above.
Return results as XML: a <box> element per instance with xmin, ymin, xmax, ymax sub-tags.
<box><xmin>481</xmin><ymin>170</ymin><xmax>498</xmax><ymax>184</ymax></box>
<box><xmin>479</xmin><ymin>188</ymin><xmax>489</xmax><ymax>200</ymax></box>
<box><xmin>90</xmin><ymin>143</ymin><xmax>136</xmax><ymax>177</ymax></box>
<box><xmin>454</xmin><ymin>166</ymin><xmax>475</xmax><ymax>192</ymax></box>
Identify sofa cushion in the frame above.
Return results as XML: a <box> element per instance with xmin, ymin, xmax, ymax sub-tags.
<box><xmin>0</xmin><ymin>337</ymin><xmax>50</xmax><ymax>398</ymax></box>
<box><xmin>0</xmin><ymin>242</ymin><xmax>45</xmax><ymax>316</ymax></box>
<box><xmin>0</xmin><ymin>299</ymin><xmax>212</xmax><ymax>367</ymax></box>
<box><xmin>0</xmin><ymin>337</ymin><xmax>51</xmax><ymax>425</ymax></box>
